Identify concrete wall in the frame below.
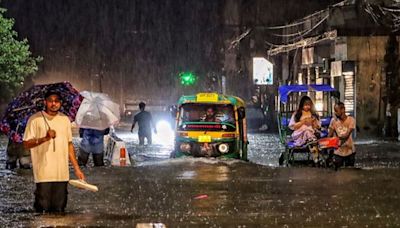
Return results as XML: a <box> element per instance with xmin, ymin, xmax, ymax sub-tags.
<box><xmin>347</xmin><ymin>36</ymin><xmax>388</xmax><ymax>136</ymax></box>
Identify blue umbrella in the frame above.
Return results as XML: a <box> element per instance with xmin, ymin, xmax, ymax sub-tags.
<box><xmin>0</xmin><ymin>81</ymin><xmax>83</xmax><ymax>142</ymax></box>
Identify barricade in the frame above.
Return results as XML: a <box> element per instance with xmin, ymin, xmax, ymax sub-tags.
<box><xmin>105</xmin><ymin>134</ymin><xmax>132</xmax><ymax>166</ymax></box>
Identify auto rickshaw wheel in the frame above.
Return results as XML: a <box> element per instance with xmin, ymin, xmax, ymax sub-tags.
<box><xmin>278</xmin><ymin>153</ymin><xmax>285</xmax><ymax>166</ymax></box>
<box><xmin>287</xmin><ymin>148</ymin><xmax>295</xmax><ymax>166</ymax></box>
<box><xmin>278</xmin><ymin>148</ymin><xmax>292</xmax><ymax>167</ymax></box>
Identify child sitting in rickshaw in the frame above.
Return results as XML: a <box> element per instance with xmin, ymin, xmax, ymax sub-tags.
<box><xmin>288</xmin><ymin>96</ymin><xmax>321</xmax><ymax>146</ymax></box>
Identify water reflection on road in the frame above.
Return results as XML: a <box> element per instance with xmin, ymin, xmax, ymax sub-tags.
<box><xmin>121</xmin><ymin>129</ymin><xmax>283</xmax><ymax>166</ymax></box>
<box><xmin>0</xmin><ymin>132</ymin><xmax>400</xmax><ymax>227</ymax></box>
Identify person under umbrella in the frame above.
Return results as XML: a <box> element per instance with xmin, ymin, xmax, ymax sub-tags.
<box><xmin>1</xmin><ymin>81</ymin><xmax>82</xmax><ymax>170</ymax></box>
<box><xmin>0</xmin><ymin>81</ymin><xmax>82</xmax><ymax>143</ymax></box>
<box><xmin>74</xmin><ymin>91</ymin><xmax>120</xmax><ymax>166</ymax></box>
<box><xmin>23</xmin><ymin>89</ymin><xmax>85</xmax><ymax>213</ymax></box>
<box><xmin>78</xmin><ymin>127</ymin><xmax>109</xmax><ymax>167</ymax></box>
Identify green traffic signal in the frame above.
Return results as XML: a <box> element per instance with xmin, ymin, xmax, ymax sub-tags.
<box><xmin>179</xmin><ymin>72</ymin><xmax>197</xmax><ymax>86</ymax></box>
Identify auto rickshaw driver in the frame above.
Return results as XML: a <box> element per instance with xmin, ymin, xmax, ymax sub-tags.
<box><xmin>201</xmin><ymin>106</ymin><xmax>221</xmax><ymax>122</ymax></box>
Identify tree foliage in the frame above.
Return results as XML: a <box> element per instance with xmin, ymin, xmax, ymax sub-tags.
<box><xmin>0</xmin><ymin>8</ymin><xmax>41</xmax><ymax>102</ymax></box>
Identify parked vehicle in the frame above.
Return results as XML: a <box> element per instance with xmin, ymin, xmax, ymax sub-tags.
<box><xmin>123</xmin><ymin>103</ymin><xmax>138</xmax><ymax>119</ymax></box>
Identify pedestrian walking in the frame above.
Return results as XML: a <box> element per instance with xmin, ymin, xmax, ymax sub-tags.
<box><xmin>23</xmin><ymin>90</ymin><xmax>85</xmax><ymax>213</ymax></box>
<box><xmin>130</xmin><ymin>102</ymin><xmax>157</xmax><ymax>145</ymax></box>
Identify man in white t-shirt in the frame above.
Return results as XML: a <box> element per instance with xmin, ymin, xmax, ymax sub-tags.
<box><xmin>23</xmin><ymin>90</ymin><xmax>85</xmax><ymax>213</ymax></box>
<box><xmin>328</xmin><ymin>101</ymin><xmax>356</xmax><ymax>170</ymax></box>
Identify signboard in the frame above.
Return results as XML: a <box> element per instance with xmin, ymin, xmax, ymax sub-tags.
<box><xmin>187</xmin><ymin>124</ymin><xmax>222</xmax><ymax>129</ymax></box>
<box><xmin>253</xmin><ymin>57</ymin><xmax>273</xmax><ymax>85</ymax></box>
<box><xmin>198</xmin><ymin>135</ymin><xmax>212</xmax><ymax>143</ymax></box>
<box><xmin>196</xmin><ymin>93</ymin><xmax>219</xmax><ymax>102</ymax></box>
<box><xmin>330</xmin><ymin>61</ymin><xmax>342</xmax><ymax>77</ymax></box>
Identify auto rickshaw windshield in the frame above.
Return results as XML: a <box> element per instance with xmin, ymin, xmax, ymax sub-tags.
<box><xmin>178</xmin><ymin>104</ymin><xmax>236</xmax><ymax>130</ymax></box>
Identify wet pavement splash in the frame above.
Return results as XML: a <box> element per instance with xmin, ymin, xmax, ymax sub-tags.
<box><xmin>1</xmin><ymin>130</ymin><xmax>400</xmax><ymax>227</ymax></box>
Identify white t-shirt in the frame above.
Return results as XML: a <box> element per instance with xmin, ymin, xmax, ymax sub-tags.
<box><xmin>23</xmin><ymin>111</ymin><xmax>72</xmax><ymax>183</ymax></box>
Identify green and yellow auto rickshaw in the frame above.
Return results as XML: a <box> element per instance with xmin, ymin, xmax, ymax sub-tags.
<box><xmin>172</xmin><ymin>93</ymin><xmax>248</xmax><ymax>160</ymax></box>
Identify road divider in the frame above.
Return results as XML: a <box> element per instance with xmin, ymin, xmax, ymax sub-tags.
<box><xmin>105</xmin><ymin>134</ymin><xmax>132</xmax><ymax>166</ymax></box>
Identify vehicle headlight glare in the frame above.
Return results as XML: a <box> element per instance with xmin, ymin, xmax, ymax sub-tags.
<box><xmin>180</xmin><ymin>143</ymin><xmax>191</xmax><ymax>152</ymax></box>
<box><xmin>218</xmin><ymin>143</ymin><xmax>229</xmax><ymax>153</ymax></box>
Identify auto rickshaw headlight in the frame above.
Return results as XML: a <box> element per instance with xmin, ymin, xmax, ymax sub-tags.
<box><xmin>180</xmin><ymin>143</ymin><xmax>191</xmax><ymax>152</ymax></box>
<box><xmin>218</xmin><ymin>143</ymin><xmax>229</xmax><ymax>153</ymax></box>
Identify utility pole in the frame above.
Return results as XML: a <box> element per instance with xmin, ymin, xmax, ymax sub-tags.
<box><xmin>98</xmin><ymin>62</ymin><xmax>105</xmax><ymax>93</ymax></box>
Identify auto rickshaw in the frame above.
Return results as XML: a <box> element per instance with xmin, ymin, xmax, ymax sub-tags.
<box><xmin>171</xmin><ymin>92</ymin><xmax>248</xmax><ymax>160</ymax></box>
<box><xmin>277</xmin><ymin>84</ymin><xmax>339</xmax><ymax>166</ymax></box>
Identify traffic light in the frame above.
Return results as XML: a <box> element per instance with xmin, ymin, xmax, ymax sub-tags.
<box><xmin>179</xmin><ymin>72</ymin><xmax>197</xmax><ymax>86</ymax></box>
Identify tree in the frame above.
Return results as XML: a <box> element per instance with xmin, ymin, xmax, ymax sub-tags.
<box><xmin>0</xmin><ymin>8</ymin><xmax>41</xmax><ymax>103</ymax></box>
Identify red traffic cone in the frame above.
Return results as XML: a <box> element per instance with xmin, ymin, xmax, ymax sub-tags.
<box><xmin>120</xmin><ymin>147</ymin><xmax>127</xmax><ymax>166</ymax></box>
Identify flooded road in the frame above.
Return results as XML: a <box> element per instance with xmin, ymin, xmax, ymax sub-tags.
<box><xmin>1</xmin><ymin>129</ymin><xmax>400</xmax><ymax>227</ymax></box>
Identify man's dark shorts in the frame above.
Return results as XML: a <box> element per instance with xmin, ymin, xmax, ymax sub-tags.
<box><xmin>333</xmin><ymin>153</ymin><xmax>356</xmax><ymax>169</ymax></box>
<box><xmin>34</xmin><ymin>182</ymin><xmax>68</xmax><ymax>213</ymax></box>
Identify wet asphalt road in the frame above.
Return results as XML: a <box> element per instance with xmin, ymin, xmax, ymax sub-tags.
<box><xmin>1</xmin><ymin>128</ymin><xmax>400</xmax><ymax>227</ymax></box>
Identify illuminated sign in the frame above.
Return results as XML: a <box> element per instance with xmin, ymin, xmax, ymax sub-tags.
<box><xmin>180</xmin><ymin>123</ymin><xmax>234</xmax><ymax>132</ymax></box>
<box><xmin>253</xmin><ymin>57</ymin><xmax>273</xmax><ymax>85</ymax></box>
<box><xmin>186</xmin><ymin>124</ymin><xmax>222</xmax><ymax>129</ymax></box>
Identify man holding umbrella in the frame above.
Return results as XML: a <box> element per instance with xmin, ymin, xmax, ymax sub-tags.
<box><xmin>23</xmin><ymin>90</ymin><xmax>85</xmax><ymax>213</ymax></box>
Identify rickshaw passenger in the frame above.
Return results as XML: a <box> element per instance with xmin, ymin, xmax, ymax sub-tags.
<box><xmin>288</xmin><ymin>96</ymin><xmax>321</xmax><ymax>146</ymax></box>
<box><xmin>219</xmin><ymin>108</ymin><xmax>235</xmax><ymax>124</ymax></box>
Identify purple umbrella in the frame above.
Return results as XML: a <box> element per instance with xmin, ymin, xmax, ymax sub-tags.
<box><xmin>0</xmin><ymin>81</ymin><xmax>83</xmax><ymax>142</ymax></box>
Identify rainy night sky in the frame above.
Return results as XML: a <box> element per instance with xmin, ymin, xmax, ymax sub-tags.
<box><xmin>1</xmin><ymin>0</ymin><xmax>341</xmax><ymax>104</ymax></box>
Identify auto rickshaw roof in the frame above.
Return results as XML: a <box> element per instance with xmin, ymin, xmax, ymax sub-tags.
<box><xmin>178</xmin><ymin>93</ymin><xmax>245</xmax><ymax>107</ymax></box>
<box><xmin>278</xmin><ymin>84</ymin><xmax>336</xmax><ymax>104</ymax></box>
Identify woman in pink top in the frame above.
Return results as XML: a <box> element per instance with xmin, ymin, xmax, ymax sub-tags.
<box><xmin>288</xmin><ymin>96</ymin><xmax>321</xmax><ymax>146</ymax></box>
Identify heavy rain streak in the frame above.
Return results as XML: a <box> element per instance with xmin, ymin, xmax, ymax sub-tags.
<box><xmin>0</xmin><ymin>0</ymin><xmax>400</xmax><ymax>227</ymax></box>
